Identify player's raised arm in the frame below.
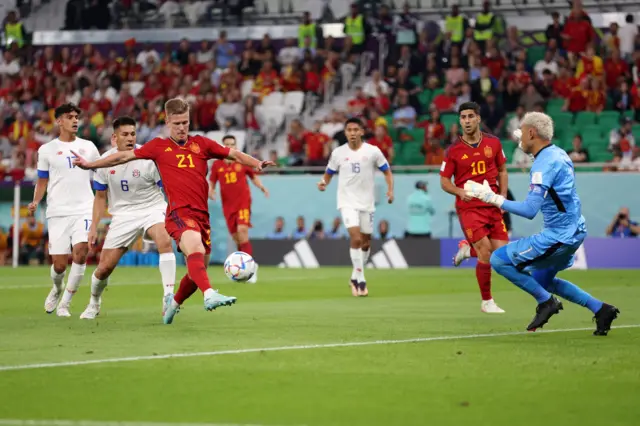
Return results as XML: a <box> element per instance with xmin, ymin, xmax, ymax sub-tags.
<box><xmin>227</xmin><ymin>148</ymin><xmax>275</xmax><ymax>171</ymax></box>
<box><xmin>73</xmin><ymin>149</ymin><xmax>137</xmax><ymax>170</ymax></box>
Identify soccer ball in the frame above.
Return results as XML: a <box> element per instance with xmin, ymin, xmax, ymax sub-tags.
<box><xmin>224</xmin><ymin>251</ymin><xmax>255</xmax><ymax>282</ymax></box>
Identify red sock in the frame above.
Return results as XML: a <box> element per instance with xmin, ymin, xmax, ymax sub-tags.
<box><xmin>186</xmin><ymin>253</ymin><xmax>212</xmax><ymax>293</ymax></box>
<box><xmin>470</xmin><ymin>246</ymin><xmax>478</xmax><ymax>258</ymax></box>
<box><xmin>174</xmin><ymin>274</ymin><xmax>198</xmax><ymax>305</ymax></box>
<box><xmin>238</xmin><ymin>241</ymin><xmax>253</xmax><ymax>256</ymax></box>
<box><xmin>476</xmin><ymin>261</ymin><xmax>492</xmax><ymax>301</ymax></box>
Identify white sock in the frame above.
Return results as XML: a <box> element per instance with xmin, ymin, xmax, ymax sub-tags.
<box><xmin>60</xmin><ymin>262</ymin><xmax>86</xmax><ymax>305</ymax></box>
<box><xmin>349</xmin><ymin>248</ymin><xmax>365</xmax><ymax>282</ymax></box>
<box><xmin>362</xmin><ymin>248</ymin><xmax>371</xmax><ymax>265</ymax></box>
<box><xmin>90</xmin><ymin>272</ymin><xmax>108</xmax><ymax>305</ymax></box>
<box><xmin>50</xmin><ymin>265</ymin><xmax>65</xmax><ymax>291</ymax></box>
<box><xmin>158</xmin><ymin>252</ymin><xmax>176</xmax><ymax>296</ymax></box>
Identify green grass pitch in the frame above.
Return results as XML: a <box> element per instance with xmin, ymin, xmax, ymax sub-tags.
<box><xmin>0</xmin><ymin>266</ymin><xmax>639</xmax><ymax>426</ymax></box>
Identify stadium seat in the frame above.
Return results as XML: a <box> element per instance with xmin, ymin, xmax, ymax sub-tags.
<box><xmin>262</xmin><ymin>91</ymin><xmax>284</xmax><ymax>107</ymax></box>
<box><xmin>598</xmin><ymin>110</ymin><xmax>622</xmax><ymax>128</ymax></box>
<box><xmin>581</xmin><ymin>124</ymin><xmax>604</xmax><ymax>138</ymax></box>
<box><xmin>549</xmin><ymin>111</ymin><xmax>573</xmax><ymax>129</ymax></box>
<box><xmin>418</xmin><ymin>90</ymin><xmax>432</xmax><ymax>109</ymax></box>
<box><xmin>283</xmin><ymin>91</ymin><xmax>305</xmax><ymax>116</ymax></box>
<box><xmin>440</xmin><ymin>113</ymin><xmax>458</xmax><ymax>131</ymax></box>
<box><xmin>574</xmin><ymin>112</ymin><xmax>597</xmax><ymax>127</ymax></box>
<box><xmin>398</xmin><ymin>142</ymin><xmax>424</xmax><ymax>166</ymax></box>
<box><xmin>546</xmin><ymin>98</ymin><xmax>565</xmax><ymax>113</ymax></box>
<box><xmin>402</xmin><ymin>128</ymin><xmax>425</xmax><ymax>143</ymax></box>
<box><xmin>526</xmin><ymin>45</ymin><xmax>546</xmax><ymax>68</ymax></box>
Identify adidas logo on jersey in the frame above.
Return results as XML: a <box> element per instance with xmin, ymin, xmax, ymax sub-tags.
<box><xmin>165</xmin><ymin>147</ymin><xmax>172</xmax><ymax>152</ymax></box>
<box><xmin>366</xmin><ymin>240</ymin><xmax>408</xmax><ymax>269</ymax></box>
<box><xmin>277</xmin><ymin>240</ymin><xmax>320</xmax><ymax>268</ymax></box>
<box><xmin>461</xmin><ymin>154</ymin><xmax>469</xmax><ymax>160</ymax></box>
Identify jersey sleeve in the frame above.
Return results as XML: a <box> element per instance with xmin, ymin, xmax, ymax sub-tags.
<box><xmin>36</xmin><ymin>145</ymin><xmax>49</xmax><ymax>178</ymax></box>
<box><xmin>495</xmin><ymin>140</ymin><xmax>507</xmax><ymax>167</ymax></box>
<box><xmin>149</xmin><ymin>162</ymin><xmax>162</xmax><ymax>187</ymax></box>
<box><xmin>374</xmin><ymin>147</ymin><xmax>389</xmax><ymax>171</ymax></box>
<box><xmin>88</xmin><ymin>143</ymin><xmax>101</xmax><ymax>162</ymax></box>
<box><xmin>92</xmin><ymin>163</ymin><xmax>108</xmax><ymax>191</ymax></box>
<box><xmin>134</xmin><ymin>140</ymin><xmax>158</xmax><ymax>160</ymax></box>
<box><xmin>204</xmin><ymin>137</ymin><xmax>231</xmax><ymax>160</ymax></box>
<box><xmin>439</xmin><ymin>148</ymin><xmax>456</xmax><ymax>179</ymax></box>
<box><xmin>326</xmin><ymin>150</ymin><xmax>339</xmax><ymax>175</ymax></box>
<box><xmin>530</xmin><ymin>157</ymin><xmax>558</xmax><ymax>191</ymax></box>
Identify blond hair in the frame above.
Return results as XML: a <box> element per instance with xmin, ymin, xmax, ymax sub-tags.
<box><xmin>164</xmin><ymin>98</ymin><xmax>190</xmax><ymax>117</ymax></box>
<box><xmin>521</xmin><ymin>112</ymin><xmax>554</xmax><ymax>141</ymax></box>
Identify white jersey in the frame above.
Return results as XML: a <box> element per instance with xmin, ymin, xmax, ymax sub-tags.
<box><xmin>94</xmin><ymin>146</ymin><xmax>167</xmax><ymax>216</ymax></box>
<box><xmin>37</xmin><ymin>137</ymin><xmax>100</xmax><ymax>219</ymax></box>
<box><xmin>326</xmin><ymin>142</ymin><xmax>389</xmax><ymax>212</ymax></box>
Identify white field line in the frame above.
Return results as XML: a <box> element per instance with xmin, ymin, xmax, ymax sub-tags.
<box><xmin>0</xmin><ymin>420</ymin><xmax>289</xmax><ymax>426</ymax></box>
<box><xmin>1</xmin><ymin>324</ymin><xmax>638</xmax><ymax>373</ymax></box>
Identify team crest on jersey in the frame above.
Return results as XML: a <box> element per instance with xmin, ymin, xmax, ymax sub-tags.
<box><xmin>484</xmin><ymin>146</ymin><xmax>493</xmax><ymax>158</ymax></box>
<box><xmin>109</xmin><ymin>170</ymin><xmax>116</xmax><ymax>175</ymax></box>
<box><xmin>234</xmin><ymin>163</ymin><xmax>242</xmax><ymax>172</ymax></box>
<box><xmin>466</xmin><ymin>228</ymin><xmax>474</xmax><ymax>239</ymax></box>
<box><xmin>132</xmin><ymin>169</ymin><xmax>140</xmax><ymax>177</ymax></box>
<box><xmin>57</xmin><ymin>151</ymin><xmax>63</xmax><ymax>155</ymax></box>
<box><xmin>184</xmin><ymin>218</ymin><xmax>197</xmax><ymax>228</ymax></box>
<box><xmin>189</xmin><ymin>143</ymin><xmax>201</xmax><ymax>154</ymax></box>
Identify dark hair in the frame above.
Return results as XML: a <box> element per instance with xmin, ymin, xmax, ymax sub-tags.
<box><xmin>458</xmin><ymin>102</ymin><xmax>481</xmax><ymax>115</ymax></box>
<box><xmin>113</xmin><ymin>116</ymin><xmax>137</xmax><ymax>130</ymax></box>
<box><xmin>54</xmin><ymin>103</ymin><xmax>81</xmax><ymax>119</ymax></box>
<box><xmin>345</xmin><ymin>117</ymin><xmax>364</xmax><ymax>128</ymax></box>
<box><xmin>626</xmin><ymin>14</ymin><xmax>634</xmax><ymax>24</ymax></box>
<box><xmin>222</xmin><ymin>134</ymin><xmax>236</xmax><ymax>143</ymax></box>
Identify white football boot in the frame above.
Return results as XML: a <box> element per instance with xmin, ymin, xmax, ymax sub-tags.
<box><xmin>247</xmin><ymin>263</ymin><xmax>258</xmax><ymax>284</ymax></box>
<box><xmin>44</xmin><ymin>287</ymin><xmax>63</xmax><ymax>314</ymax></box>
<box><xmin>481</xmin><ymin>299</ymin><xmax>505</xmax><ymax>314</ymax></box>
<box><xmin>80</xmin><ymin>302</ymin><xmax>101</xmax><ymax>320</ymax></box>
<box><xmin>56</xmin><ymin>301</ymin><xmax>72</xmax><ymax>317</ymax></box>
<box><xmin>453</xmin><ymin>240</ymin><xmax>472</xmax><ymax>267</ymax></box>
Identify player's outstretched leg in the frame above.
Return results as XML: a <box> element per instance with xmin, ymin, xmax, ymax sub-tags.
<box><xmin>453</xmin><ymin>240</ymin><xmax>472</xmax><ymax>267</ymax></box>
<box><xmin>180</xmin><ymin>230</ymin><xmax>236</xmax><ymax>313</ymax></box>
<box><xmin>44</xmin><ymin>263</ymin><xmax>66</xmax><ymax>313</ymax></box>
<box><xmin>359</xmin><ymin>234</ymin><xmax>371</xmax><ymax>296</ymax></box>
<box><xmin>532</xmin><ymin>268</ymin><xmax>620</xmax><ymax>336</ymax></box>
<box><xmin>491</xmin><ymin>248</ymin><xmax>562</xmax><ymax>330</ymax></box>
<box><xmin>56</xmin><ymin>243</ymin><xmax>89</xmax><ymax>317</ymax></box>
<box><xmin>473</xmin><ymin>237</ymin><xmax>504</xmax><ymax>313</ymax></box>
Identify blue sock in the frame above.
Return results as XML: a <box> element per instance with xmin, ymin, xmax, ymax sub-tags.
<box><xmin>532</xmin><ymin>269</ymin><xmax>604</xmax><ymax>314</ymax></box>
<box><xmin>490</xmin><ymin>248</ymin><xmax>552</xmax><ymax>304</ymax></box>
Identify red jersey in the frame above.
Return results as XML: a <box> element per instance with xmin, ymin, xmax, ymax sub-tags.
<box><xmin>306</xmin><ymin>132</ymin><xmax>330</xmax><ymax>161</ymax></box>
<box><xmin>134</xmin><ymin>136</ymin><xmax>230</xmax><ymax>214</ymax></box>
<box><xmin>439</xmin><ymin>134</ymin><xmax>506</xmax><ymax>211</ymax></box>
<box><xmin>604</xmin><ymin>59</ymin><xmax>628</xmax><ymax>90</ymax></box>
<box><xmin>368</xmin><ymin>135</ymin><xmax>393</xmax><ymax>160</ymax></box>
<box><xmin>209</xmin><ymin>160</ymin><xmax>254</xmax><ymax>214</ymax></box>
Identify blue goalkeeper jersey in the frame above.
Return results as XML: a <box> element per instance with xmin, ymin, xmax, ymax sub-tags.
<box><xmin>529</xmin><ymin>144</ymin><xmax>586</xmax><ymax>243</ymax></box>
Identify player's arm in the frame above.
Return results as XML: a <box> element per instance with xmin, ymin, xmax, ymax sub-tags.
<box><xmin>73</xmin><ymin>149</ymin><xmax>137</xmax><ymax>170</ymax></box>
<box><xmin>497</xmin><ymin>160</ymin><xmax>508</xmax><ymax>198</ymax></box>
<box><xmin>29</xmin><ymin>148</ymin><xmax>49</xmax><ymax>213</ymax></box>
<box><xmin>439</xmin><ymin>155</ymin><xmax>471</xmax><ymax>202</ymax></box>
<box><xmin>89</xmin><ymin>189</ymin><xmax>107</xmax><ymax>249</ymax></box>
<box><xmin>249</xmin><ymin>173</ymin><xmax>269</xmax><ymax>197</ymax></box>
<box><xmin>227</xmin><ymin>148</ymin><xmax>275</xmax><ymax>171</ymax></box>
<box><xmin>318</xmin><ymin>150</ymin><xmax>338</xmax><ymax>191</ymax></box>
<box><xmin>208</xmin><ymin>165</ymin><xmax>218</xmax><ymax>201</ymax></box>
<box><xmin>381</xmin><ymin>164</ymin><xmax>394</xmax><ymax>204</ymax></box>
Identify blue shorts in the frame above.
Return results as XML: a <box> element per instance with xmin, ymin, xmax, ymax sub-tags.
<box><xmin>501</xmin><ymin>231</ymin><xmax>586</xmax><ymax>273</ymax></box>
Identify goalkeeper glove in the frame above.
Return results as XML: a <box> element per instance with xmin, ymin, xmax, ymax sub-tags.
<box><xmin>463</xmin><ymin>180</ymin><xmax>505</xmax><ymax>207</ymax></box>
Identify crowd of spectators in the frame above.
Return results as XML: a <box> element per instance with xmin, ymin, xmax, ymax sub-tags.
<box><xmin>286</xmin><ymin>3</ymin><xmax>640</xmax><ymax>171</ymax></box>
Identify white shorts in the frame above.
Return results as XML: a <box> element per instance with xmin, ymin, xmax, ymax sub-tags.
<box><xmin>47</xmin><ymin>215</ymin><xmax>92</xmax><ymax>255</ymax></box>
<box><xmin>103</xmin><ymin>210</ymin><xmax>166</xmax><ymax>250</ymax></box>
<box><xmin>340</xmin><ymin>208</ymin><xmax>374</xmax><ymax>235</ymax></box>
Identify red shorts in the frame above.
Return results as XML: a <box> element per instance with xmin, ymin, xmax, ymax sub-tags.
<box><xmin>165</xmin><ymin>208</ymin><xmax>211</xmax><ymax>254</ymax></box>
<box><xmin>224</xmin><ymin>206</ymin><xmax>251</xmax><ymax>235</ymax></box>
<box><xmin>458</xmin><ymin>206</ymin><xmax>509</xmax><ymax>244</ymax></box>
